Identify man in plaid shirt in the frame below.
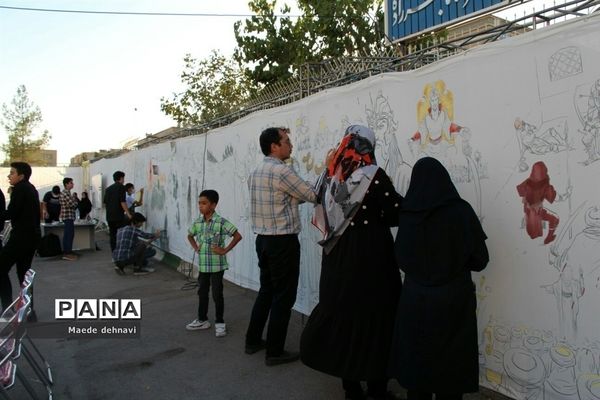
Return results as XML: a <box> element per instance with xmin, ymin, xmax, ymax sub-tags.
<box><xmin>113</xmin><ymin>212</ymin><xmax>159</xmax><ymax>275</ymax></box>
<box><xmin>59</xmin><ymin>177</ymin><xmax>79</xmax><ymax>261</ymax></box>
<box><xmin>245</xmin><ymin>127</ymin><xmax>318</xmax><ymax>366</ymax></box>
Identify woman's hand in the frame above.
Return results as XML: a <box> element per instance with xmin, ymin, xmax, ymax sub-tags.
<box><xmin>325</xmin><ymin>148</ymin><xmax>336</xmax><ymax>166</ymax></box>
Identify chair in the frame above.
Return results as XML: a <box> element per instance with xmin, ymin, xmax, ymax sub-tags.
<box><xmin>1</xmin><ymin>274</ymin><xmax>53</xmax><ymax>399</ymax></box>
<box><xmin>0</xmin><ymin>297</ymin><xmax>42</xmax><ymax>400</ymax></box>
<box><xmin>16</xmin><ymin>271</ymin><xmax>54</xmax><ymax>387</ymax></box>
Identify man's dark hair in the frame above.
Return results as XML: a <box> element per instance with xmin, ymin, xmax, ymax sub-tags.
<box><xmin>63</xmin><ymin>177</ymin><xmax>73</xmax><ymax>186</ymax></box>
<box><xmin>259</xmin><ymin>127</ymin><xmax>287</xmax><ymax>156</ymax></box>
<box><xmin>199</xmin><ymin>189</ymin><xmax>219</xmax><ymax>204</ymax></box>
<box><xmin>113</xmin><ymin>171</ymin><xmax>125</xmax><ymax>182</ymax></box>
<box><xmin>132</xmin><ymin>212</ymin><xmax>146</xmax><ymax>224</ymax></box>
<box><xmin>10</xmin><ymin>162</ymin><xmax>32</xmax><ymax>181</ymax></box>
<box><xmin>52</xmin><ymin>185</ymin><xmax>60</xmax><ymax>194</ymax></box>
<box><xmin>125</xmin><ymin>183</ymin><xmax>134</xmax><ymax>191</ymax></box>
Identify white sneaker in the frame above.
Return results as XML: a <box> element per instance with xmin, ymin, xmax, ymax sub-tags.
<box><xmin>186</xmin><ymin>319</ymin><xmax>211</xmax><ymax>331</ymax></box>
<box><xmin>215</xmin><ymin>323</ymin><xmax>227</xmax><ymax>337</ymax></box>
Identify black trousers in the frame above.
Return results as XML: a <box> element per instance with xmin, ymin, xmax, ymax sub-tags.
<box><xmin>197</xmin><ymin>270</ymin><xmax>225</xmax><ymax>323</ymax></box>
<box><xmin>0</xmin><ymin>234</ymin><xmax>39</xmax><ymax>310</ymax></box>
<box><xmin>246</xmin><ymin>234</ymin><xmax>300</xmax><ymax>357</ymax></box>
<box><xmin>343</xmin><ymin>379</ymin><xmax>387</xmax><ymax>399</ymax></box>
<box><xmin>108</xmin><ymin>219</ymin><xmax>126</xmax><ymax>252</ymax></box>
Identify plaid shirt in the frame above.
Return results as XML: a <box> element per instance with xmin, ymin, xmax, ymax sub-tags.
<box><xmin>248</xmin><ymin>156</ymin><xmax>317</xmax><ymax>235</ymax></box>
<box><xmin>59</xmin><ymin>189</ymin><xmax>78</xmax><ymax>220</ymax></box>
<box><xmin>112</xmin><ymin>225</ymin><xmax>154</xmax><ymax>262</ymax></box>
<box><xmin>188</xmin><ymin>213</ymin><xmax>238</xmax><ymax>273</ymax></box>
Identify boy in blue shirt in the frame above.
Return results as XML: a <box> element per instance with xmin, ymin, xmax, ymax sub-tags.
<box><xmin>186</xmin><ymin>190</ymin><xmax>242</xmax><ymax>337</ymax></box>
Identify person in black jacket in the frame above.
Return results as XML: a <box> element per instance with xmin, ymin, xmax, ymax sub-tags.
<box><xmin>0</xmin><ymin>162</ymin><xmax>42</xmax><ymax>311</ymax></box>
<box><xmin>104</xmin><ymin>171</ymin><xmax>132</xmax><ymax>252</ymax></box>
<box><xmin>388</xmin><ymin>157</ymin><xmax>489</xmax><ymax>400</ymax></box>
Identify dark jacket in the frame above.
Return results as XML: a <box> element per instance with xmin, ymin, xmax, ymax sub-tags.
<box><xmin>5</xmin><ymin>180</ymin><xmax>41</xmax><ymax>239</ymax></box>
<box><xmin>104</xmin><ymin>182</ymin><xmax>126</xmax><ymax>222</ymax></box>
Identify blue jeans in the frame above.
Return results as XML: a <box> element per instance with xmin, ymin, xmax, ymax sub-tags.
<box><xmin>63</xmin><ymin>219</ymin><xmax>75</xmax><ymax>254</ymax></box>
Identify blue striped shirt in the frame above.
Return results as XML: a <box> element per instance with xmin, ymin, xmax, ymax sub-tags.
<box><xmin>248</xmin><ymin>156</ymin><xmax>317</xmax><ymax>235</ymax></box>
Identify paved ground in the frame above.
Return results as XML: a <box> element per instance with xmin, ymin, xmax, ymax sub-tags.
<box><xmin>8</xmin><ymin>232</ymin><xmax>512</xmax><ymax>400</ymax></box>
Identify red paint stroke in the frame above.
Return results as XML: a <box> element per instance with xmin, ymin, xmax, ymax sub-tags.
<box><xmin>516</xmin><ymin>161</ymin><xmax>559</xmax><ymax>245</ymax></box>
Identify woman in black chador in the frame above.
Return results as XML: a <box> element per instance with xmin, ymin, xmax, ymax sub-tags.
<box><xmin>388</xmin><ymin>157</ymin><xmax>489</xmax><ymax>400</ymax></box>
<box><xmin>301</xmin><ymin>125</ymin><xmax>403</xmax><ymax>400</ymax></box>
<box><xmin>78</xmin><ymin>191</ymin><xmax>93</xmax><ymax>220</ymax></box>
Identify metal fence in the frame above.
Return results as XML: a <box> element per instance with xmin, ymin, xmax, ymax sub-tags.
<box><xmin>134</xmin><ymin>0</ymin><xmax>599</xmax><ymax>149</ymax></box>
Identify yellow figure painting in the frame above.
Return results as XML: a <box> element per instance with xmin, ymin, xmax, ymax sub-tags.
<box><xmin>411</xmin><ymin>80</ymin><xmax>462</xmax><ymax>155</ymax></box>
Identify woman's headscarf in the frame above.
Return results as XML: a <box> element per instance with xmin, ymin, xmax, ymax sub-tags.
<box><xmin>327</xmin><ymin>125</ymin><xmax>376</xmax><ymax>180</ymax></box>
<box><xmin>313</xmin><ymin>125</ymin><xmax>379</xmax><ymax>254</ymax></box>
<box><xmin>395</xmin><ymin>157</ymin><xmax>487</xmax><ymax>285</ymax></box>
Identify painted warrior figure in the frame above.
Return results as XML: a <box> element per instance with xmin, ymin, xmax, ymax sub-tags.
<box><xmin>516</xmin><ymin>161</ymin><xmax>559</xmax><ymax>245</ymax></box>
<box><xmin>514</xmin><ymin>118</ymin><xmax>569</xmax><ymax>172</ymax></box>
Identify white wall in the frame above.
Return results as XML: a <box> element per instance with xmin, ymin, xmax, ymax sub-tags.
<box><xmin>84</xmin><ymin>14</ymin><xmax>600</xmax><ymax>400</ymax></box>
<box><xmin>0</xmin><ymin>166</ymin><xmax>84</xmax><ymax>202</ymax></box>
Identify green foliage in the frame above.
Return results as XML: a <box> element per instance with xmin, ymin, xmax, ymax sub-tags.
<box><xmin>409</xmin><ymin>30</ymin><xmax>449</xmax><ymax>52</ymax></box>
<box><xmin>161</xmin><ymin>51</ymin><xmax>257</xmax><ymax>127</ymax></box>
<box><xmin>234</xmin><ymin>0</ymin><xmax>386</xmax><ymax>86</ymax></box>
<box><xmin>1</xmin><ymin>85</ymin><xmax>51</xmax><ymax>166</ymax></box>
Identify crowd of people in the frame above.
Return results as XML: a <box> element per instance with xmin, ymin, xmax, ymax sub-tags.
<box><xmin>238</xmin><ymin>126</ymin><xmax>489</xmax><ymax>400</ymax></box>
<box><xmin>0</xmin><ymin>124</ymin><xmax>489</xmax><ymax>400</ymax></box>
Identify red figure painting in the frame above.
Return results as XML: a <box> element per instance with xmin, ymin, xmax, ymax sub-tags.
<box><xmin>516</xmin><ymin>161</ymin><xmax>559</xmax><ymax>245</ymax></box>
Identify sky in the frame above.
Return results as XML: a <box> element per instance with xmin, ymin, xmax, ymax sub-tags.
<box><xmin>0</xmin><ymin>0</ymin><xmax>297</xmax><ymax>164</ymax></box>
<box><xmin>0</xmin><ymin>0</ymin><xmax>560</xmax><ymax>165</ymax></box>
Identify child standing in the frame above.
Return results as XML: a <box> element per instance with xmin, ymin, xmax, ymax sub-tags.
<box><xmin>186</xmin><ymin>190</ymin><xmax>242</xmax><ymax>337</ymax></box>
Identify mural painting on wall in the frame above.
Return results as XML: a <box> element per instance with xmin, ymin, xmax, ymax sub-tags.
<box><xmin>516</xmin><ymin>161</ymin><xmax>560</xmax><ymax>245</ymax></box>
<box><xmin>294</xmin><ymin>116</ymin><xmax>338</xmax><ymax>308</ymax></box>
<box><xmin>476</xmin><ymin>42</ymin><xmax>600</xmax><ymax>400</ymax></box>
<box><xmin>365</xmin><ymin>92</ymin><xmax>412</xmax><ymax>196</ymax></box>
<box><xmin>408</xmin><ymin>80</ymin><xmax>486</xmax><ymax>218</ymax></box>
<box><xmin>146</xmin><ymin>159</ymin><xmax>168</xmax><ymax>250</ymax></box>
<box><xmin>513</xmin><ymin>117</ymin><xmax>571</xmax><ymax>173</ymax></box>
<box><xmin>481</xmin><ymin>197</ymin><xmax>600</xmax><ymax>400</ymax></box>
<box><xmin>86</xmin><ymin>18</ymin><xmax>600</xmax><ymax>399</ymax></box>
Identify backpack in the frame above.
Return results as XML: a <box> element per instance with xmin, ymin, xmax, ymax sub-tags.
<box><xmin>38</xmin><ymin>233</ymin><xmax>62</xmax><ymax>257</ymax></box>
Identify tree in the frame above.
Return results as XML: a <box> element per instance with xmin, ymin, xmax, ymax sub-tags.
<box><xmin>161</xmin><ymin>50</ymin><xmax>257</xmax><ymax>127</ymax></box>
<box><xmin>1</xmin><ymin>85</ymin><xmax>51</xmax><ymax>166</ymax></box>
<box><xmin>234</xmin><ymin>0</ymin><xmax>386</xmax><ymax>87</ymax></box>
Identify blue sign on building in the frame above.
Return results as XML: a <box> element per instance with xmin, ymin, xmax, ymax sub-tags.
<box><xmin>386</xmin><ymin>0</ymin><xmax>505</xmax><ymax>41</ymax></box>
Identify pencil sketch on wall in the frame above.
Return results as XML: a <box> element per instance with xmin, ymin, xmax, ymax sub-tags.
<box><xmin>574</xmin><ymin>79</ymin><xmax>600</xmax><ymax>166</ymax></box>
